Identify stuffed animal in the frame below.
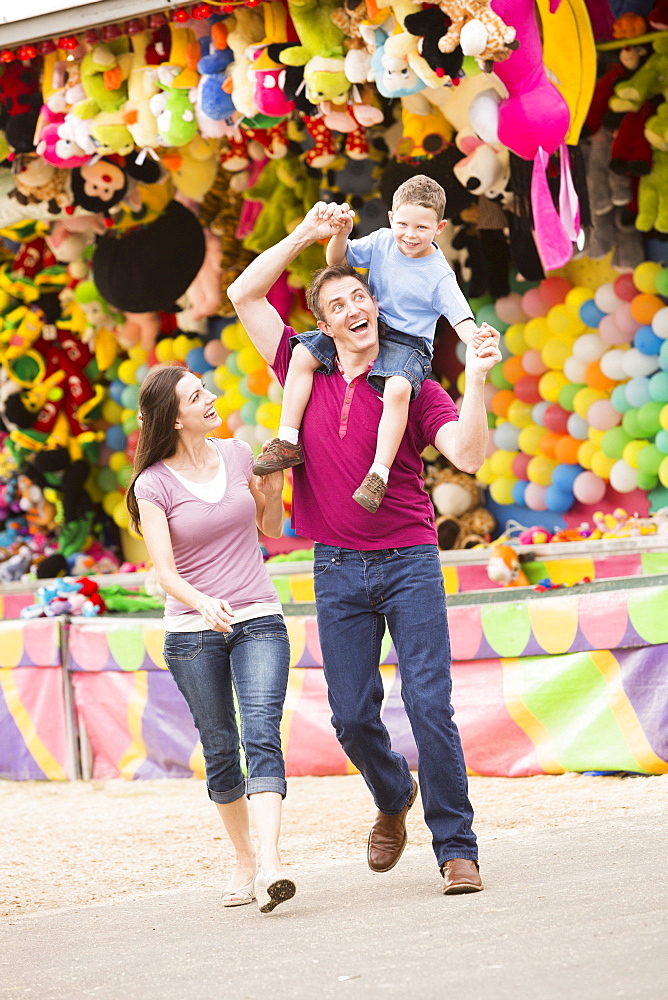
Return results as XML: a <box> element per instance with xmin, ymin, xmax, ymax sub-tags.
<box><xmin>196</xmin><ymin>20</ymin><xmax>237</xmax><ymax>136</ymax></box>
<box><xmin>426</xmin><ymin>464</ymin><xmax>496</xmax><ymax>549</ymax></box>
<box><xmin>69</xmin><ymin>152</ymin><xmax>162</xmax><ymax>224</ymax></box>
<box><xmin>120</xmin><ymin>29</ymin><xmax>162</xmax><ymax>151</ymax></box>
<box><xmin>8</xmin><ymin>154</ymin><xmax>71</xmax><ymax>215</ymax></box>
<box><xmin>72</xmin><ymin>40</ymin><xmax>133</xmax><ymax>120</ymax></box>
<box><xmin>609</xmin><ymin>34</ymin><xmax>668</xmax><ymax>113</ymax></box>
<box><xmin>427</xmin><ymin>0</ymin><xmax>518</xmax><ymax>68</ymax></box>
<box><xmin>636</xmin><ymin>147</ymin><xmax>668</xmax><ymax>231</ymax></box>
<box><xmin>487</xmin><ymin>543</ymin><xmax>530</xmax><ymax>586</ymax></box>
<box><xmin>0</xmin><ymin>60</ymin><xmax>42</xmax><ymax>154</ymax></box>
<box><xmin>225</xmin><ymin>6</ymin><xmax>267</xmax><ymax>119</ymax></box>
<box><xmin>149</xmin><ymin>65</ymin><xmax>199</xmax><ymax>147</ymax></box>
<box><xmin>403</xmin><ymin>7</ymin><xmax>465</xmax><ymax>82</ymax></box>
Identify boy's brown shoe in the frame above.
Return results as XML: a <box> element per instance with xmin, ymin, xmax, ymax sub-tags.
<box><xmin>252</xmin><ymin>439</ymin><xmax>304</xmax><ymax>475</ymax></box>
<box><xmin>353</xmin><ymin>472</ymin><xmax>387</xmax><ymax>513</ymax></box>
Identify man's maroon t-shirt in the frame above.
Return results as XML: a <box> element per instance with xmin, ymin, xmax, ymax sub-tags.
<box><xmin>271</xmin><ymin>326</ymin><xmax>459</xmax><ymax>550</ymax></box>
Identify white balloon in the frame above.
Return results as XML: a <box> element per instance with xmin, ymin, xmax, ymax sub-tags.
<box><xmin>609</xmin><ymin>458</ymin><xmax>638</xmax><ymax>493</ymax></box>
<box><xmin>599</xmin><ymin>348</ymin><xmax>628</xmax><ymax>381</ymax></box>
<box><xmin>572</xmin><ymin>332</ymin><xmax>607</xmax><ymax>363</ymax></box>
<box><xmin>567</xmin><ymin>412</ymin><xmax>589</xmax><ymax>440</ymax></box>
<box><xmin>563</xmin><ymin>356</ymin><xmax>588</xmax><ymax>384</ymax></box>
<box><xmin>202</xmin><ymin>370</ymin><xmax>222</xmax><ymax>396</ymax></box>
<box><xmin>267</xmin><ymin>379</ymin><xmax>283</xmax><ymax>404</ymax></box>
<box><xmin>494</xmin><ymin>422</ymin><xmax>521</xmax><ymax>451</ymax></box>
<box><xmin>620</xmin><ymin>347</ymin><xmax>660</xmax><ymax>378</ymax></box>
<box><xmin>651</xmin><ymin>306</ymin><xmax>668</xmax><ymax>339</ymax></box>
<box><xmin>233</xmin><ymin>425</ymin><xmax>258</xmax><ymax>445</ymax></box>
<box><xmin>532</xmin><ymin>401</ymin><xmax>550</xmax><ymax>426</ymax></box>
<box><xmin>594</xmin><ymin>282</ymin><xmax>622</xmax><ymax>314</ymax></box>
<box><xmin>455</xmin><ymin>340</ymin><xmax>468</xmax><ymax>365</ymax></box>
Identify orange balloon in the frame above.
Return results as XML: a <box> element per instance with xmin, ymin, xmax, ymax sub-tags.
<box><xmin>502</xmin><ymin>355</ymin><xmax>525</xmax><ymax>385</ymax></box>
<box><xmin>540</xmin><ymin>430</ymin><xmax>562</xmax><ymax>460</ymax></box>
<box><xmin>585</xmin><ymin>360</ymin><xmax>616</xmax><ymax>392</ymax></box>
<box><xmin>630</xmin><ymin>293</ymin><xmax>663</xmax><ymax>324</ymax></box>
<box><xmin>491</xmin><ymin>389</ymin><xmax>516</xmax><ymax>419</ymax></box>
<box><xmin>554</xmin><ymin>434</ymin><xmax>582</xmax><ymax>465</ymax></box>
<box><xmin>246</xmin><ymin>367</ymin><xmax>271</xmax><ymax>396</ymax></box>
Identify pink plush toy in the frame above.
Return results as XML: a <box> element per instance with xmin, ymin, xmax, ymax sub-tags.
<box><xmin>487</xmin><ymin>0</ymin><xmax>570</xmax><ymax>159</ymax></box>
<box><xmin>35</xmin><ymin>114</ymin><xmax>90</xmax><ymax>169</ymax></box>
<box><xmin>469</xmin><ymin>0</ymin><xmax>580</xmax><ymax>271</ymax></box>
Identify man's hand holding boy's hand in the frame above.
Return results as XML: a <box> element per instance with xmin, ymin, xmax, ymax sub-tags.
<box><xmin>466</xmin><ymin>322</ymin><xmax>502</xmax><ymax>378</ymax></box>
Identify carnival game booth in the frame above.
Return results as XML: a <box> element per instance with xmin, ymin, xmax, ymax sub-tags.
<box><xmin>2</xmin><ymin>539</ymin><xmax>668</xmax><ymax>781</ymax></box>
<box><xmin>2</xmin><ymin>2</ymin><xmax>668</xmax><ymax>781</ymax></box>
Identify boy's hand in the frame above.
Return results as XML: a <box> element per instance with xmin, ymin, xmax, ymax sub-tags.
<box><xmin>472</xmin><ymin>322</ymin><xmax>500</xmax><ymax>356</ymax></box>
<box><xmin>298</xmin><ymin>202</ymin><xmax>353</xmax><ymax>243</ymax></box>
<box><xmin>330</xmin><ymin>202</ymin><xmax>355</xmax><ymax>236</ymax></box>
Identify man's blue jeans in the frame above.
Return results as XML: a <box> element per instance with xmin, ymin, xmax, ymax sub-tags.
<box><xmin>163</xmin><ymin>615</ymin><xmax>290</xmax><ymax>804</ymax></box>
<box><xmin>313</xmin><ymin>544</ymin><xmax>478</xmax><ymax>866</ymax></box>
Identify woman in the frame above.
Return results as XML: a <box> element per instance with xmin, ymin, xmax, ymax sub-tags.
<box><xmin>126</xmin><ymin>363</ymin><xmax>295</xmax><ymax>913</ymax></box>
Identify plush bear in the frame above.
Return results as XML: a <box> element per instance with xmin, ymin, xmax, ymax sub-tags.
<box><xmin>8</xmin><ymin>154</ymin><xmax>71</xmax><ymax>215</ymax></box>
<box><xmin>425</xmin><ymin>463</ymin><xmax>496</xmax><ymax>550</ymax></box>
<box><xmin>610</xmin><ymin>34</ymin><xmax>668</xmax><ymax>113</ymax></box>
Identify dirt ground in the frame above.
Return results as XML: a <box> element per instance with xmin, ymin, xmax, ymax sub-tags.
<box><xmin>2</xmin><ymin>771</ymin><xmax>667</xmax><ymax>918</ymax></box>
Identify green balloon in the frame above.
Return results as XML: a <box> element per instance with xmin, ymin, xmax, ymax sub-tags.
<box><xmin>637</xmin><ymin>400</ymin><xmax>664</xmax><ymax>436</ymax></box>
<box><xmin>655</xmin><ymin>267</ymin><xmax>668</xmax><ymax>297</ymax></box>
<box><xmin>622</xmin><ymin>408</ymin><xmax>647</xmax><ymax>439</ymax></box>
<box><xmin>476</xmin><ymin>303</ymin><xmax>509</xmax><ymax>332</ymax></box>
<box><xmin>238</xmin><ymin>375</ymin><xmax>251</xmax><ymax>399</ymax></box>
<box><xmin>123</xmin><ymin>414</ymin><xmax>139</xmax><ymax>435</ymax></box>
<box><xmin>97</xmin><ymin>467</ymin><xmax>117</xmax><ymax>493</ymax></box>
<box><xmin>558</xmin><ymin>383</ymin><xmax>582</xmax><ymax>413</ymax></box>
<box><xmin>601</xmin><ymin>425</ymin><xmax>632</xmax><ymax>459</ymax></box>
<box><xmin>636</xmin><ymin>471</ymin><xmax>658</xmax><ymax>491</ymax></box>
<box><xmin>656</xmin><ymin>429</ymin><xmax>668</xmax><ymax>454</ymax></box>
<box><xmin>637</xmin><ymin>443</ymin><xmax>664</xmax><ymax>476</ymax></box>
<box><xmin>106</xmin><ymin>357</ymin><xmax>121</xmax><ymax>381</ymax></box>
<box><xmin>649</xmin><ymin>371</ymin><xmax>668</xmax><ymax>404</ymax></box>
<box><xmin>226</xmin><ymin>354</ymin><xmax>243</xmax><ymax>377</ymax></box>
<box><xmin>116</xmin><ymin>463</ymin><xmax>133</xmax><ymax>489</ymax></box>
<box><xmin>489</xmin><ymin>363</ymin><xmax>512</xmax><ymax>389</ymax></box>
<box><xmin>240</xmin><ymin>399</ymin><xmax>260</xmax><ymax>424</ymax></box>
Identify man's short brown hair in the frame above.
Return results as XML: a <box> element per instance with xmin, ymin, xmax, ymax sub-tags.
<box><xmin>306</xmin><ymin>264</ymin><xmax>373</xmax><ymax>323</ymax></box>
<box><xmin>391</xmin><ymin>174</ymin><xmax>446</xmax><ymax>222</ymax></box>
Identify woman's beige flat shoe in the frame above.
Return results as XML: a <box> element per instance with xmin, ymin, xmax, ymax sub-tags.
<box><xmin>222</xmin><ymin>874</ymin><xmax>256</xmax><ymax>907</ymax></box>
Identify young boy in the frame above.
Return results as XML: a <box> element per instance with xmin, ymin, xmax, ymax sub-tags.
<box><xmin>252</xmin><ymin>175</ymin><xmax>487</xmax><ymax>512</ymax></box>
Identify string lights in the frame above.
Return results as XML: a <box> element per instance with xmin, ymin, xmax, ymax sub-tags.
<box><xmin>0</xmin><ymin>0</ymin><xmax>267</xmax><ymax>64</ymax></box>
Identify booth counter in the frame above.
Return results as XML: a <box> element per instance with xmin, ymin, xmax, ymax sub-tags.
<box><xmin>2</xmin><ymin>560</ymin><xmax>667</xmax><ymax>782</ymax></box>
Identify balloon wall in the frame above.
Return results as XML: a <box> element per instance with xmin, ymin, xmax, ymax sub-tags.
<box><xmin>473</xmin><ymin>262</ymin><xmax>668</xmax><ymax>519</ymax></box>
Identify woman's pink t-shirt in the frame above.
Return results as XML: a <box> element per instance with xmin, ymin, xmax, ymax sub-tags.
<box><xmin>272</xmin><ymin>325</ymin><xmax>459</xmax><ymax>550</ymax></box>
<box><xmin>134</xmin><ymin>437</ymin><xmax>278</xmax><ymax>615</ymax></box>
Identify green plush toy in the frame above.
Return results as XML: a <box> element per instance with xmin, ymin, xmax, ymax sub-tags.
<box><xmin>610</xmin><ymin>35</ymin><xmax>668</xmax><ymax>114</ymax></box>
<box><xmin>280</xmin><ymin>0</ymin><xmax>347</xmax><ymax>65</ymax></box>
<box><xmin>645</xmin><ymin>100</ymin><xmax>668</xmax><ymax>151</ymax></box>
<box><xmin>149</xmin><ymin>65</ymin><xmax>198</xmax><ymax>148</ymax></box>
<box><xmin>636</xmin><ymin>148</ymin><xmax>668</xmax><ymax>233</ymax></box>
<box><xmin>73</xmin><ymin>41</ymin><xmax>133</xmax><ymax>119</ymax></box>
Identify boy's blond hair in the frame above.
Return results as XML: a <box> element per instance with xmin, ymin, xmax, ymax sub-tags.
<box><xmin>391</xmin><ymin>174</ymin><xmax>446</xmax><ymax>222</ymax></box>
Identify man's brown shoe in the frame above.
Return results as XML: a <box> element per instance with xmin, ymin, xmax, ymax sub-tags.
<box><xmin>441</xmin><ymin>859</ymin><xmax>484</xmax><ymax>894</ymax></box>
<box><xmin>252</xmin><ymin>438</ymin><xmax>304</xmax><ymax>475</ymax></box>
<box><xmin>353</xmin><ymin>472</ymin><xmax>387</xmax><ymax>513</ymax></box>
<box><xmin>367</xmin><ymin>778</ymin><xmax>418</xmax><ymax>873</ymax></box>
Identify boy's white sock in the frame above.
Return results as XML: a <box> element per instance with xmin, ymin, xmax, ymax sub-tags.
<box><xmin>278</xmin><ymin>426</ymin><xmax>299</xmax><ymax>445</ymax></box>
<box><xmin>369</xmin><ymin>463</ymin><xmax>390</xmax><ymax>483</ymax></box>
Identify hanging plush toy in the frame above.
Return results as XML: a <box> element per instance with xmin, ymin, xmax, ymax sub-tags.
<box><xmin>69</xmin><ymin>151</ymin><xmax>162</xmax><ymax>225</ymax></box>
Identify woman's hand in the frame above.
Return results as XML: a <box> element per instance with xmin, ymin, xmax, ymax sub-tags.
<box><xmin>254</xmin><ymin>468</ymin><xmax>284</xmax><ymax>498</ymax></box>
<box><xmin>196</xmin><ymin>595</ymin><xmax>234</xmax><ymax>632</ymax></box>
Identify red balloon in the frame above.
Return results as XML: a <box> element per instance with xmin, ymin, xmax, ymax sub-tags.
<box><xmin>512</xmin><ymin>452</ymin><xmax>531</xmax><ymax>479</ymax></box>
<box><xmin>539</xmin><ymin>276</ymin><xmax>572</xmax><ymax>309</ymax></box>
<box><xmin>543</xmin><ymin>403</ymin><xmax>570</xmax><ymax>435</ymax></box>
<box><xmin>125</xmin><ymin>429</ymin><xmax>141</xmax><ymax>463</ymax></box>
<box><xmin>613</xmin><ymin>273</ymin><xmax>638</xmax><ymax>303</ymax></box>
<box><xmin>514</xmin><ymin>374</ymin><xmax>542</xmax><ymax>404</ymax></box>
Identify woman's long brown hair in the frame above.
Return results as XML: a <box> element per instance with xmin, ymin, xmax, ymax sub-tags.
<box><xmin>125</xmin><ymin>364</ymin><xmax>187</xmax><ymax>533</ymax></box>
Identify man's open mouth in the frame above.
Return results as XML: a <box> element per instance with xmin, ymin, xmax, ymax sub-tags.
<box><xmin>350</xmin><ymin>319</ymin><xmax>368</xmax><ymax>333</ymax></box>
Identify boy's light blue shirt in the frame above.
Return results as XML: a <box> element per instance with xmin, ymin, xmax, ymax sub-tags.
<box><xmin>346</xmin><ymin>227</ymin><xmax>473</xmax><ymax>346</ymax></box>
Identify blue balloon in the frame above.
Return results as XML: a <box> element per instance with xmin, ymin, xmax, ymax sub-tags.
<box><xmin>186</xmin><ymin>347</ymin><xmax>210</xmax><ymax>372</ymax></box>
<box><xmin>634</xmin><ymin>325</ymin><xmax>663</xmax><ymax>356</ymax></box>
<box><xmin>283</xmin><ymin>516</ymin><xmax>298</xmax><ymax>538</ymax></box>
<box><xmin>545</xmin><ymin>484</ymin><xmax>574</xmax><ymax>514</ymax></box>
<box><xmin>580</xmin><ymin>300</ymin><xmax>606</xmax><ymax>327</ymax></box>
<box><xmin>512</xmin><ymin>479</ymin><xmax>528</xmax><ymax>505</ymax></box>
<box><xmin>625</xmin><ymin>375</ymin><xmax>652</xmax><ymax>408</ymax></box>
<box><xmin>108</xmin><ymin>379</ymin><xmax>125</xmax><ymax>404</ymax></box>
<box><xmin>552</xmin><ymin>463</ymin><xmax>584</xmax><ymax>491</ymax></box>
<box><xmin>105</xmin><ymin>425</ymin><xmax>127</xmax><ymax>451</ymax></box>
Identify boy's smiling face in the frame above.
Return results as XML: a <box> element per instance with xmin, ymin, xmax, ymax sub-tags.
<box><xmin>388</xmin><ymin>203</ymin><xmax>447</xmax><ymax>258</ymax></box>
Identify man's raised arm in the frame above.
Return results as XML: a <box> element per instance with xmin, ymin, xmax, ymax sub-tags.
<box><xmin>434</xmin><ymin>325</ymin><xmax>501</xmax><ymax>473</ymax></box>
<box><xmin>228</xmin><ymin>202</ymin><xmax>349</xmax><ymax>366</ymax></box>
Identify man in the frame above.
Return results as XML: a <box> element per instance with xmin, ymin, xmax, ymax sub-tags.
<box><xmin>228</xmin><ymin>202</ymin><xmax>502</xmax><ymax>895</ymax></box>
